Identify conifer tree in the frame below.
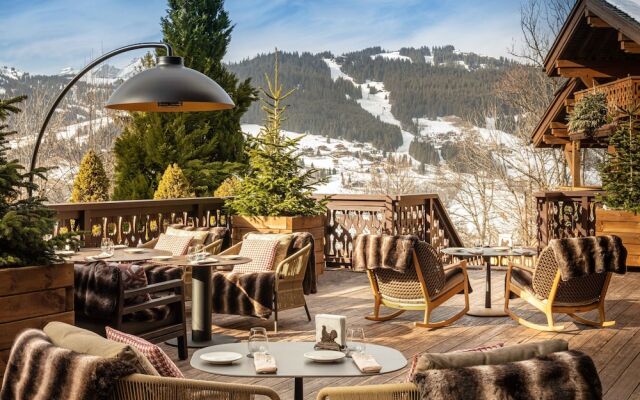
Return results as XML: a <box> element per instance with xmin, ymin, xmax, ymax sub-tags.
<box><xmin>154</xmin><ymin>163</ymin><xmax>194</xmax><ymax>199</ymax></box>
<box><xmin>71</xmin><ymin>149</ymin><xmax>109</xmax><ymax>202</ymax></box>
<box><xmin>227</xmin><ymin>53</ymin><xmax>327</xmax><ymax>217</ymax></box>
<box><xmin>213</xmin><ymin>175</ymin><xmax>242</xmax><ymax>197</ymax></box>
<box><xmin>113</xmin><ymin>0</ymin><xmax>256</xmax><ymax>199</ymax></box>
<box><xmin>0</xmin><ymin>96</ymin><xmax>76</xmax><ymax>267</ymax></box>
<box><xmin>599</xmin><ymin>106</ymin><xmax>640</xmax><ymax>213</ymax></box>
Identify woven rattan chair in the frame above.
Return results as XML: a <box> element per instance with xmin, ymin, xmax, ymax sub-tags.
<box><xmin>504</xmin><ymin>246</ymin><xmax>614</xmax><ymax>332</ymax></box>
<box><xmin>366</xmin><ymin>240</ymin><xmax>469</xmax><ymax>329</ymax></box>
<box><xmin>317</xmin><ymin>383</ymin><xmax>419</xmax><ymax>400</ymax></box>
<box><xmin>112</xmin><ymin>373</ymin><xmax>279</xmax><ymax>400</ymax></box>
<box><xmin>219</xmin><ymin>241</ymin><xmax>312</xmax><ymax>332</ymax></box>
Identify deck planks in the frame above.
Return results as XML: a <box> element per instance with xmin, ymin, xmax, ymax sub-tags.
<box><xmin>160</xmin><ymin>269</ymin><xmax>640</xmax><ymax>400</ymax></box>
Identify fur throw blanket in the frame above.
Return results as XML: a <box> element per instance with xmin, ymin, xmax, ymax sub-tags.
<box><xmin>74</xmin><ymin>262</ymin><xmax>120</xmax><ymax>318</ymax></box>
<box><xmin>212</xmin><ymin>271</ymin><xmax>275</xmax><ymax>319</ymax></box>
<box><xmin>413</xmin><ymin>350</ymin><xmax>601</xmax><ymax>400</ymax></box>
<box><xmin>0</xmin><ymin>329</ymin><xmax>135</xmax><ymax>400</ymax></box>
<box><xmin>549</xmin><ymin>235</ymin><xmax>627</xmax><ymax>281</ymax></box>
<box><xmin>291</xmin><ymin>232</ymin><xmax>317</xmax><ymax>294</ymax></box>
<box><xmin>352</xmin><ymin>234</ymin><xmax>418</xmax><ymax>273</ymax></box>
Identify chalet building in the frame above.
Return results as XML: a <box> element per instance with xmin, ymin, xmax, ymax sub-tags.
<box><xmin>533</xmin><ymin>0</ymin><xmax>640</xmax><ymax>267</ymax></box>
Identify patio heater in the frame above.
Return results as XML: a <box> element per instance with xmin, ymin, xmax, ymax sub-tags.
<box><xmin>28</xmin><ymin>41</ymin><xmax>234</xmax><ymax>194</ymax></box>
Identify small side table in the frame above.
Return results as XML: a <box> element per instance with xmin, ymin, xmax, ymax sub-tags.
<box><xmin>441</xmin><ymin>247</ymin><xmax>537</xmax><ymax>317</ymax></box>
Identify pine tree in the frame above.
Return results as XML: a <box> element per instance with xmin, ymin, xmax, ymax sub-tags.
<box><xmin>113</xmin><ymin>0</ymin><xmax>256</xmax><ymax>200</ymax></box>
<box><xmin>71</xmin><ymin>149</ymin><xmax>109</xmax><ymax>202</ymax></box>
<box><xmin>154</xmin><ymin>163</ymin><xmax>194</xmax><ymax>199</ymax></box>
<box><xmin>0</xmin><ymin>96</ymin><xmax>76</xmax><ymax>267</ymax></box>
<box><xmin>568</xmin><ymin>92</ymin><xmax>608</xmax><ymax>136</ymax></box>
<box><xmin>599</xmin><ymin>106</ymin><xmax>640</xmax><ymax>213</ymax></box>
<box><xmin>213</xmin><ymin>175</ymin><xmax>242</xmax><ymax>197</ymax></box>
<box><xmin>227</xmin><ymin>53</ymin><xmax>327</xmax><ymax>217</ymax></box>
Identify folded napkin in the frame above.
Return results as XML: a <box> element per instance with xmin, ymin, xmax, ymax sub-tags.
<box><xmin>352</xmin><ymin>352</ymin><xmax>382</xmax><ymax>373</ymax></box>
<box><xmin>254</xmin><ymin>352</ymin><xmax>277</xmax><ymax>374</ymax></box>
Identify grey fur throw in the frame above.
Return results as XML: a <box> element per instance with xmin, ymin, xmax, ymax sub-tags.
<box><xmin>352</xmin><ymin>234</ymin><xmax>418</xmax><ymax>273</ymax></box>
<box><xmin>0</xmin><ymin>329</ymin><xmax>135</xmax><ymax>400</ymax></box>
<box><xmin>549</xmin><ymin>235</ymin><xmax>627</xmax><ymax>281</ymax></box>
<box><xmin>291</xmin><ymin>232</ymin><xmax>317</xmax><ymax>294</ymax></box>
<box><xmin>211</xmin><ymin>271</ymin><xmax>275</xmax><ymax>319</ymax></box>
<box><xmin>413</xmin><ymin>350</ymin><xmax>601</xmax><ymax>400</ymax></box>
<box><xmin>74</xmin><ymin>261</ymin><xmax>120</xmax><ymax>318</ymax></box>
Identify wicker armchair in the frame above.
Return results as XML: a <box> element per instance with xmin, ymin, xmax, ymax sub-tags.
<box><xmin>219</xmin><ymin>241</ymin><xmax>312</xmax><ymax>332</ymax></box>
<box><xmin>317</xmin><ymin>383</ymin><xmax>419</xmax><ymax>400</ymax></box>
<box><xmin>112</xmin><ymin>373</ymin><xmax>280</xmax><ymax>400</ymax></box>
<box><xmin>366</xmin><ymin>241</ymin><xmax>470</xmax><ymax>329</ymax></box>
<box><xmin>505</xmin><ymin>246</ymin><xmax>613</xmax><ymax>332</ymax></box>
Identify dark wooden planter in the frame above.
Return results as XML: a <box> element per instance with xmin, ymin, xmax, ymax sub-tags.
<box><xmin>0</xmin><ymin>263</ymin><xmax>74</xmax><ymax>377</ymax></box>
<box><xmin>231</xmin><ymin>215</ymin><xmax>326</xmax><ymax>274</ymax></box>
<box><xmin>596</xmin><ymin>208</ymin><xmax>640</xmax><ymax>269</ymax></box>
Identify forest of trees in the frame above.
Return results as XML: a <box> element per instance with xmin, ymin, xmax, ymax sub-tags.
<box><xmin>408</xmin><ymin>138</ymin><xmax>439</xmax><ymax>165</ymax></box>
<box><xmin>228</xmin><ymin>51</ymin><xmax>404</xmax><ymax>151</ymax></box>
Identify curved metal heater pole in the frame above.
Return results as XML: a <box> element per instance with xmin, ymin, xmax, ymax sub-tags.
<box><xmin>27</xmin><ymin>42</ymin><xmax>173</xmax><ymax>195</ymax></box>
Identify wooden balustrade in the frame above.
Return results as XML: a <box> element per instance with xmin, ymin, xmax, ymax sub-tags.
<box><xmin>534</xmin><ymin>190</ymin><xmax>602</xmax><ymax>251</ymax></box>
<box><xmin>574</xmin><ymin>76</ymin><xmax>640</xmax><ymax>113</ymax></box>
<box><xmin>48</xmin><ymin>194</ymin><xmax>462</xmax><ymax>269</ymax></box>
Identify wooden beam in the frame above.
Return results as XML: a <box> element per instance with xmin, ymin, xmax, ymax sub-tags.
<box><xmin>617</xmin><ymin>32</ymin><xmax>640</xmax><ymax>54</ymax></box>
<box><xmin>550</xmin><ymin>122</ymin><xmax>566</xmax><ymax>129</ymax></box>
<box><xmin>586</xmin><ymin>15</ymin><xmax>610</xmax><ymax>28</ymax></box>
<box><xmin>556</xmin><ymin>59</ymin><xmax>640</xmax><ymax>79</ymax></box>
<box><xmin>551</xmin><ymin>128</ymin><xmax>568</xmax><ymax>138</ymax></box>
<box><xmin>543</xmin><ymin>135</ymin><xmax>570</xmax><ymax>145</ymax></box>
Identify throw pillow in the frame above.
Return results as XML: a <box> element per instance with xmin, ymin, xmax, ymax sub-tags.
<box><xmin>43</xmin><ymin>321</ymin><xmax>158</xmax><ymax>376</ymax></box>
<box><xmin>236</xmin><ymin>239</ymin><xmax>280</xmax><ymax>272</ymax></box>
<box><xmin>165</xmin><ymin>226</ymin><xmax>209</xmax><ymax>246</ymax></box>
<box><xmin>105</xmin><ymin>326</ymin><xmax>184</xmax><ymax>378</ymax></box>
<box><xmin>154</xmin><ymin>233</ymin><xmax>192</xmax><ymax>256</ymax></box>
<box><xmin>112</xmin><ymin>262</ymin><xmax>151</xmax><ymax>304</ymax></box>
<box><xmin>244</xmin><ymin>233</ymin><xmax>293</xmax><ymax>268</ymax></box>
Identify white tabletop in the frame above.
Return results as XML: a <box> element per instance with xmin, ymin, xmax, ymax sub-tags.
<box><xmin>191</xmin><ymin>341</ymin><xmax>407</xmax><ymax>378</ymax></box>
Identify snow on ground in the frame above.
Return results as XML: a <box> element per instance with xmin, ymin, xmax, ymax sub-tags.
<box><xmin>1</xmin><ymin>65</ymin><xmax>25</xmax><ymax>80</ymax></box>
<box><xmin>56</xmin><ymin>117</ymin><xmax>111</xmax><ymax>142</ymax></box>
<box><xmin>607</xmin><ymin>0</ymin><xmax>640</xmax><ymax>23</ymax></box>
<box><xmin>370</xmin><ymin>51</ymin><xmax>412</xmax><ymax>63</ymax></box>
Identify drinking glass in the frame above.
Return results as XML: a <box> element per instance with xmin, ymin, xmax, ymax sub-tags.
<box><xmin>347</xmin><ymin>327</ymin><xmax>366</xmax><ymax>355</ymax></box>
<box><xmin>248</xmin><ymin>327</ymin><xmax>269</xmax><ymax>357</ymax></box>
<box><xmin>101</xmin><ymin>238</ymin><xmax>114</xmax><ymax>257</ymax></box>
<box><xmin>188</xmin><ymin>244</ymin><xmax>205</xmax><ymax>263</ymax></box>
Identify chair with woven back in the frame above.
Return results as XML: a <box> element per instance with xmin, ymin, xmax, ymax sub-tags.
<box><xmin>505</xmin><ymin>235</ymin><xmax>627</xmax><ymax>332</ymax></box>
<box><xmin>359</xmin><ymin>235</ymin><xmax>470</xmax><ymax>329</ymax></box>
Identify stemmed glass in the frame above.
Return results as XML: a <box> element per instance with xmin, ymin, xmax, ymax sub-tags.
<box><xmin>247</xmin><ymin>327</ymin><xmax>269</xmax><ymax>358</ymax></box>
<box><xmin>101</xmin><ymin>238</ymin><xmax>114</xmax><ymax>257</ymax></box>
<box><xmin>188</xmin><ymin>244</ymin><xmax>205</xmax><ymax>263</ymax></box>
<box><xmin>347</xmin><ymin>327</ymin><xmax>366</xmax><ymax>356</ymax></box>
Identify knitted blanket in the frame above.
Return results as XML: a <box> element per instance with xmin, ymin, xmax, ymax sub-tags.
<box><xmin>413</xmin><ymin>350</ymin><xmax>602</xmax><ymax>400</ymax></box>
<box><xmin>549</xmin><ymin>235</ymin><xmax>627</xmax><ymax>281</ymax></box>
<box><xmin>0</xmin><ymin>329</ymin><xmax>135</xmax><ymax>400</ymax></box>
<box><xmin>352</xmin><ymin>234</ymin><xmax>418</xmax><ymax>273</ymax></box>
<box><xmin>212</xmin><ymin>271</ymin><xmax>276</xmax><ymax>319</ymax></box>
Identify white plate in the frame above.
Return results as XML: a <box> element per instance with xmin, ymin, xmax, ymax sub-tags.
<box><xmin>200</xmin><ymin>351</ymin><xmax>243</xmax><ymax>364</ymax></box>
<box><xmin>492</xmin><ymin>246</ymin><xmax>510</xmax><ymax>251</ymax></box>
<box><xmin>189</xmin><ymin>258</ymin><xmax>218</xmax><ymax>265</ymax></box>
<box><xmin>113</xmin><ymin>244</ymin><xmax>127</xmax><ymax>249</ymax></box>
<box><xmin>152</xmin><ymin>255</ymin><xmax>172</xmax><ymax>261</ymax></box>
<box><xmin>218</xmin><ymin>255</ymin><xmax>241</xmax><ymax>260</ymax></box>
<box><xmin>303</xmin><ymin>350</ymin><xmax>346</xmax><ymax>363</ymax></box>
<box><xmin>92</xmin><ymin>253</ymin><xmax>113</xmax><ymax>259</ymax></box>
<box><xmin>124</xmin><ymin>248</ymin><xmax>145</xmax><ymax>254</ymax></box>
<box><xmin>55</xmin><ymin>250</ymin><xmax>76</xmax><ymax>256</ymax></box>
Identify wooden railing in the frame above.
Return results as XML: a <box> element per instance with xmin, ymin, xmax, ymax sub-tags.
<box><xmin>49</xmin><ymin>197</ymin><xmax>229</xmax><ymax>247</ymax></box>
<box><xmin>574</xmin><ymin>76</ymin><xmax>640</xmax><ymax>113</ymax></box>
<box><xmin>534</xmin><ymin>190</ymin><xmax>602</xmax><ymax>251</ymax></box>
<box><xmin>49</xmin><ymin>194</ymin><xmax>462</xmax><ymax>268</ymax></box>
<box><xmin>323</xmin><ymin>194</ymin><xmax>463</xmax><ymax>268</ymax></box>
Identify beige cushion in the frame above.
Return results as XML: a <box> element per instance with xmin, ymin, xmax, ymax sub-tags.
<box><xmin>413</xmin><ymin>339</ymin><xmax>569</xmax><ymax>372</ymax></box>
<box><xmin>43</xmin><ymin>322</ymin><xmax>159</xmax><ymax>376</ymax></box>
<box><xmin>165</xmin><ymin>226</ymin><xmax>209</xmax><ymax>246</ymax></box>
<box><xmin>155</xmin><ymin>233</ymin><xmax>192</xmax><ymax>256</ymax></box>
<box><xmin>244</xmin><ymin>233</ymin><xmax>293</xmax><ymax>268</ymax></box>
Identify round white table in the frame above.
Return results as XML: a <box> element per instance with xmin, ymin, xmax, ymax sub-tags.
<box><xmin>191</xmin><ymin>341</ymin><xmax>407</xmax><ymax>400</ymax></box>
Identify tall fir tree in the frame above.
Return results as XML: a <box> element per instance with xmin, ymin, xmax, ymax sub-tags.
<box><xmin>154</xmin><ymin>163</ymin><xmax>194</xmax><ymax>199</ymax></box>
<box><xmin>600</xmin><ymin>106</ymin><xmax>640</xmax><ymax>213</ymax></box>
<box><xmin>227</xmin><ymin>53</ymin><xmax>326</xmax><ymax>217</ymax></box>
<box><xmin>113</xmin><ymin>0</ymin><xmax>256</xmax><ymax>200</ymax></box>
<box><xmin>71</xmin><ymin>149</ymin><xmax>109</xmax><ymax>202</ymax></box>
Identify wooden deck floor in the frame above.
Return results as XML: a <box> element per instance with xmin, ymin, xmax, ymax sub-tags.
<box><xmin>160</xmin><ymin>269</ymin><xmax>640</xmax><ymax>400</ymax></box>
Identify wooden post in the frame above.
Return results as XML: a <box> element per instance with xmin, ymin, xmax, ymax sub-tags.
<box><xmin>564</xmin><ymin>141</ymin><xmax>582</xmax><ymax>188</ymax></box>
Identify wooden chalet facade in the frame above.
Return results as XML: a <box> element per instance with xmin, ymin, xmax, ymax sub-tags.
<box><xmin>533</xmin><ymin>0</ymin><xmax>640</xmax><ymax>267</ymax></box>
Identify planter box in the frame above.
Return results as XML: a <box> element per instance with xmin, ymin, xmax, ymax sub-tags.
<box><xmin>0</xmin><ymin>263</ymin><xmax>74</xmax><ymax>378</ymax></box>
<box><xmin>232</xmin><ymin>215</ymin><xmax>325</xmax><ymax>274</ymax></box>
<box><xmin>596</xmin><ymin>208</ymin><xmax>640</xmax><ymax>269</ymax></box>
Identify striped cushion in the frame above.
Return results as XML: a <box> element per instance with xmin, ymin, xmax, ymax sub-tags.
<box><xmin>154</xmin><ymin>233</ymin><xmax>192</xmax><ymax>256</ymax></box>
<box><xmin>236</xmin><ymin>239</ymin><xmax>280</xmax><ymax>272</ymax></box>
<box><xmin>105</xmin><ymin>326</ymin><xmax>183</xmax><ymax>378</ymax></box>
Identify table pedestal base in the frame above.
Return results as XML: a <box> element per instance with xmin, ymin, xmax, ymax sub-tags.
<box><xmin>294</xmin><ymin>377</ymin><xmax>303</xmax><ymax>400</ymax></box>
<box><xmin>467</xmin><ymin>306</ymin><xmax>507</xmax><ymax>317</ymax></box>
<box><xmin>166</xmin><ymin>334</ymin><xmax>238</xmax><ymax>349</ymax></box>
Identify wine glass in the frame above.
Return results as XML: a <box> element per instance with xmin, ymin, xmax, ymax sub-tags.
<box><xmin>347</xmin><ymin>327</ymin><xmax>366</xmax><ymax>355</ymax></box>
<box><xmin>248</xmin><ymin>327</ymin><xmax>269</xmax><ymax>357</ymax></box>
<box><xmin>188</xmin><ymin>244</ymin><xmax>205</xmax><ymax>263</ymax></box>
<box><xmin>101</xmin><ymin>238</ymin><xmax>114</xmax><ymax>257</ymax></box>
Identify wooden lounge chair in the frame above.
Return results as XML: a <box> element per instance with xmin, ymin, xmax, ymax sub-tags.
<box><xmin>112</xmin><ymin>374</ymin><xmax>280</xmax><ymax>400</ymax></box>
<box><xmin>504</xmin><ymin>245</ymin><xmax>614</xmax><ymax>332</ymax></box>
<box><xmin>219</xmin><ymin>240</ymin><xmax>312</xmax><ymax>332</ymax></box>
<box><xmin>366</xmin><ymin>240</ymin><xmax>469</xmax><ymax>329</ymax></box>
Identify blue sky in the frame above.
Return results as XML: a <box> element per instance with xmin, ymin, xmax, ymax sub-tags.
<box><xmin>0</xmin><ymin>0</ymin><xmax>522</xmax><ymax>75</ymax></box>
